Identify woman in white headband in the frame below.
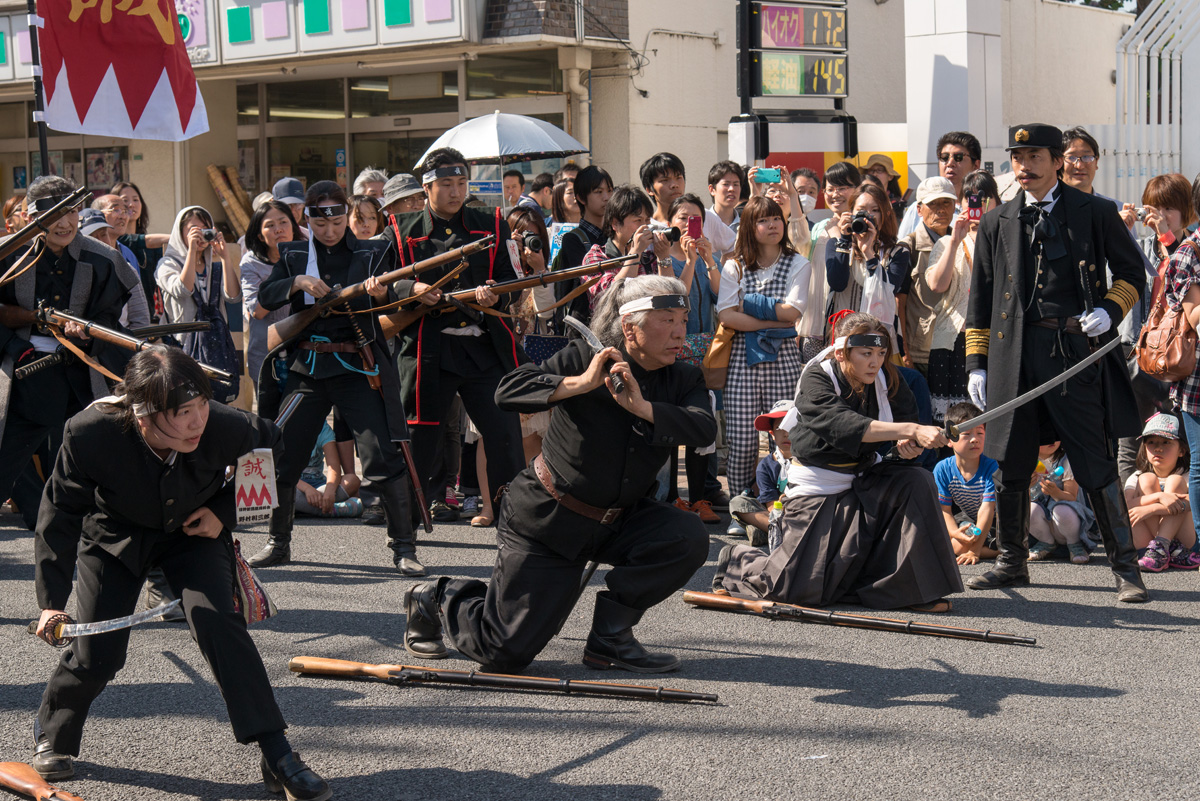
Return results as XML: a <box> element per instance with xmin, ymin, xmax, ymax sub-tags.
<box><xmin>713</xmin><ymin>311</ymin><xmax>963</xmax><ymax>613</ymax></box>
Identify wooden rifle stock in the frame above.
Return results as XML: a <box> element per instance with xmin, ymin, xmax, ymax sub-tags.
<box><xmin>0</xmin><ymin>187</ymin><xmax>92</xmax><ymax>266</ymax></box>
<box><xmin>682</xmin><ymin>591</ymin><xmax>1036</xmax><ymax>645</ymax></box>
<box><xmin>0</xmin><ymin>761</ymin><xmax>86</xmax><ymax>801</ymax></box>
<box><xmin>377</xmin><ymin>256</ymin><xmax>635</xmax><ymax>340</ymax></box>
<box><xmin>288</xmin><ymin>655</ymin><xmax>717</xmax><ymax>703</ymax></box>
<box><xmin>265</xmin><ymin>235</ymin><xmax>496</xmax><ymax>352</ymax></box>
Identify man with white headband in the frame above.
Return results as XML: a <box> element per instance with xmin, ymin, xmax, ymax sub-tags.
<box><xmin>387</xmin><ymin>147</ymin><xmax>526</xmax><ymax>532</ymax></box>
<box><xmin>0</xmin><ymin>174</ymin><xmax>138</xmax><ymax>525</ymax></box>
<box><xmin>403</xmin><ymin>275</ymin><xmax>715</xmax><ymax>674</ymax></box>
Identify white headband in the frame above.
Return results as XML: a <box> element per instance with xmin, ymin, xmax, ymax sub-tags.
<box><xmin>618</xmin><ymin>294</ymin><xmax>689</xmax><ymax>316</ymax></box>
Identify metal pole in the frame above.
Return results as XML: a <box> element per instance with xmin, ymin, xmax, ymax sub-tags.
<box><xmin>738</xmin><ymin>0</ymin><xmax>752</xmax><ymax>115</ymax></box>
<box><xmin>26</xmin><ymin>0</ymin><xmax>49</xmax><ymax>178</ymax></box>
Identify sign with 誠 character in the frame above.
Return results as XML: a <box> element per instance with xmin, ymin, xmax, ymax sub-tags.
<box><xmin>236</xmin><ymin>448</ymin><xmax>278</xmax><ymax>525</ymax></box>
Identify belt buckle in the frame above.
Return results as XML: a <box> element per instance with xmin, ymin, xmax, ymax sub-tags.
<box><xmin>599</xmin><ymin>508</ymin><xmax>620</xmax><ymax>525</ymax></box>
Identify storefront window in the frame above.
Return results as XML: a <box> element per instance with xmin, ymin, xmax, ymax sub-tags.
<box><xmin>237</xmin><ymin>84</ymin><xmax>261</xmax><ymax>126</ymax></box>
<box><xmin>467</xmin><ymin>52</ymin><xmax>561</xmax><ymax>100</ymax></box>
<box><xmin>238</xmin><ymin>138</ymin><xmax>259</xmax><ymax>195</ymax></box>
<box><xmin>349</xmin><ymin>72</ymin><xmax>457</xmax><ymax>118</ymax></box>
<box><xmin>352</xmin><ymin>131</ymin><xmax>440</xmax><ymax>179</ymax></box>
<box><xmin>268</xmin><ymin>134</ymin><xmax>343</xmax><ymax>191</ymax></box>
<box><xmin>266</xmin><ymin>79</ymin><xmax>345</xmax><ymax>123</ymax></box>
<box><xmin>31</xmin><ymin>149</ymin><xmax>84</xmax><ymax>187</ymax></box>
<box><xmin>83</xmin><ymin>147</ymin><xmax>129</xmax><ymax>192</ymax></box>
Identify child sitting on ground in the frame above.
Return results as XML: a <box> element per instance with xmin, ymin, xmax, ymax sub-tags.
<box><xmin>1028</xmin><ymin>441</ymin><xmax>1094</xmax><ymax>564</ymax></box>
<box><xmin>296</xmin><ymin>421</ymin><xmax>364</xmax><ymax>518</ymax></box>
<box><xmin>1125</xmin><ymin>413</ymin><xmax>1198</xmax><ymax>572</ymax></box>
<box><xmin>728</xmin><ymin>400</ymin><xmax>793</xmax><ymax>548</ymax></box>
<box><xmin>933</xmin><ymin>402</ymin><xmax>1000</xmax><ymax>565</ymax></box>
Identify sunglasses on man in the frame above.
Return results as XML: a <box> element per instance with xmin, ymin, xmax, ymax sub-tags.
<box><xmin>938</xmin><ymin>152</ymin><xmax>968</xmax><ymax>164</ymax></box>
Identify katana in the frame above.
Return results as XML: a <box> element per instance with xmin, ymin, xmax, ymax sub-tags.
<box><xmin>29</xmin><ymin>600</ymin><xmax>183</xmax><ymax>648</ymax></box>
<box><xmin>562</xmin><ymin>315</ymin><xmax>625</xmax><ymax>394</ymax></box>
<box><xmin>946</xmin><ymin>334</ymin><xmax>1123</xmax><ymax>440</ymax></box>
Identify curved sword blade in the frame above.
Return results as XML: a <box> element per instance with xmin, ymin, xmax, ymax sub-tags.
<box><xmin>58</xmin><ymin>599</ymin><xmax>183</xmax><ymax>639</ymax></box>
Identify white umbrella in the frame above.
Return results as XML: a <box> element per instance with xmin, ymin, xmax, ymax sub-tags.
<box><xmin>416</xmin><ymin>111</ymin><xmax>588</xmax><ymax>167</ymax></box>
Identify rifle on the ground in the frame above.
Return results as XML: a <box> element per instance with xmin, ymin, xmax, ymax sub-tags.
<box><xmin>0</xmin><ymin>761</ymin><xmax>85</xmax><ymax>801</ymax></box>
<box><xmin>0</xmin><ymin>305</ymin><xmax>235</xmax><ymax>383</ymax></box>
<box><xmin>377</xmin><ymin>256</ymin><xmax>635</xmax><ymax>340</ymax></box>
<box><xmin>0</xmin><ymin>187</ymin><xmax>92</xmax><ymax>269</ymax></box>
<box><xmin>265</xmin><ymin>235</ymin><xmax>496</xmax><ymax>352</ymax></box>
<box><xmin>288</xmin><ymin>656</ymin><xmax>718</xmax><ymax>703</ymax></box>
<box><xmin>682</xmin><ymin>591</ymin><xmax>1036</xmax><ymax>646</ymax></box>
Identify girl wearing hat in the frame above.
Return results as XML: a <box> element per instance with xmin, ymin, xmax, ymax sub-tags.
<box><xmin>1124</xmin><ymin>413</ymin><xmax>1198</xmax><ymax>572</ymax></box>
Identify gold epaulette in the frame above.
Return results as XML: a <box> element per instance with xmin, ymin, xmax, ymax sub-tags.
<box><xmin>1105</xmin><ymin>279</ymin><xmax>1139</xmax><ymax>319</ymax></box>
<box><xmin>965</xmin><ymin>328</ymin><xmax>990</xmax><ymax>357</ymax></box>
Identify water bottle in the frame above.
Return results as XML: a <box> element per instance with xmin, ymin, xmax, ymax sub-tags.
<box><xmin>767</xmin><ymin>500</ymin><xmax>784</xmax><ymax>553</ymax></box>
<box><xmin>968</xmin><ymin>525</ymin><xmax>983</xmax><ymax>541</ymax></box>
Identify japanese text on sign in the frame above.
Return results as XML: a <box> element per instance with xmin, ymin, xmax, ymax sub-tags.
<box><xmin>758</xmin><ymin>3</ymin><xmax>846</xmax><ymax>50</ymax></box>
<box><xmin>758</xmin><ymin>52</ymin><xmax>847</xmax><ymax>97</ymax></box>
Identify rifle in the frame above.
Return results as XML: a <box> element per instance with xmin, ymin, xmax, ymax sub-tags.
<box><xmin>0</xmin><ymin>761</ymin><xmax>85</xmax><ymax>801</ymax></box>
<box><xmin>288</xmin><ymin>656</ymin><xmax>718</xmax><ymax>704</ymax></box>
<box><xmin>0</xmin><ymin>186</ymin><xmax>92</xmax><ymax>268</ymax></box>
<box><xmin>265</xmin><ymin>235</ymin><xmax>496</xmax><ymax>352</ymax></box>
<box><xmin>377</xmin><ymin>256</ymin><xmax>636</xmax><ymax>340</ymax></box>
<box><xmin>0</xmin><ymin>305</ymin><xmax>235</xmax><ymax>383</ymax></box>
<box><xmin>682</xmin><ymin>591</ymin><xmax>1036</xmax><ymax>646</ymax></box>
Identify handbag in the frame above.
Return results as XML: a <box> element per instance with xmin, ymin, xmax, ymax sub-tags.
<box><xmin>701</xmin><ymin>324</ymin><xmax>734</xmax><ymax>389</ymax></box>
<box><xmin>1136</xmin><ymin>244</ymin><xmax>1198</xmax><ymax>383</ymax></box>
<box><xmin>232</xmin><ymin>539</ymin><xmax>278</xmax><ymax>624</ymax></box>
<box><xmin>521</xmin><ymin>318</ymin><xmax>570</xmax><ymax>364</ymax></box>
<box><xmin>678</xmin><ymin>331</ymin><xmax>714</xmax><ymax>368</ymax></box>
<box><xmin>183</xmin><ymin>264</ymin><xmax>240</xmax><ymax>403</ymax></box>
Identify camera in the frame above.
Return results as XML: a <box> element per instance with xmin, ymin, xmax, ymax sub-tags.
<box><xmin>753</xmin><ymin>167</ymin><xmax>781</xmax><ymax>184</ymax></box>
<box><xmin>664</xmin><ymin>227</ymin><xmax>683</xmax><ymax>244</ymax></box>
<box><xmin>201</xmin><ymin>228</ymin><xmax>217</xmax><ymax>242</ymax></box>
<box><xmin>1135</xmin><ymin>207</ymin><xmax>1147</xmax><ymax>222</ymax></box>
<box><xmin>520</xmin><ymin>231</ymin><xmax>543</xmax><ymax>253</ymax></box>
<box><xmin>850</xmin><ymin>211</ymin><xmax>872</xmax><ymax>235</ymax></box>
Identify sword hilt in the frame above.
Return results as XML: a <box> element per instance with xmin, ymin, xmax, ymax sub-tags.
<box><xmin>13</xmin><ymin>351</ymin><xmax>63</xmax><ymax>379</ymax></box>
<box><xmin>27</xmin><ymin>612</ymin><xmax>73</xmax><ymax>648</ymax></box>
<box><xmin>943</xmin><ymin>421</ymin><xmax>960</xmax><ymax>442</ymax></box>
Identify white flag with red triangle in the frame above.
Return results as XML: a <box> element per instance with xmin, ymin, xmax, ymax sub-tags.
<box><xmin>37</xmin><ymin>0</ymin><xmax>208</xmax><ymax>141</ymax></box>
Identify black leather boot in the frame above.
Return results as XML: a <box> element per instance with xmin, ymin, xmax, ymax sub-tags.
<box><xmin>32</xmin><ymin>719</ymin><xmax>73</xmax><ymax>781</ymax></box>
<box><xmin>144</xmin><ymin>567</ymin><xmax>186</xmax><ymax>621</ymax></box>
<box><xmin>248</xmin><ymin>490</ymin><xmax>293</xmax><ymax>568</ymax></box>
<box><xmin>1088</xmin><ymin>481</ymin><xmax>1150</xmax><ymax>603</ymax></box>
<box><xmin>582</xmin><ymin>592</ymin><xmax>680</xmax><ymax>673</ymax></box>
<box><xmin>403</xmin><ymin>580</ymin><xmax>448</xmax><ymax>659</ymax></box>
<box><xmin>381</xmin><ymin>478</ymin><xmax>425</xmax><ymax>577</ymax></box>
<box><xmin>966</xmin><ymin>489</ymin><xmax>1032</xmax><ymax>590</ymax></box>
<box><xmin>261</xmin><ymin>751</ymin><xmax>331</xmax><ymax>801</ymax></box>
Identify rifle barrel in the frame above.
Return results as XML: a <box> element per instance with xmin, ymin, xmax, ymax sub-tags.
<box><xmin>682</xmin><ymin>591</ymin><xmax>1036</xmax><ymax>646</ymax></box>
<box><xmin>387</xmin><ymin>668</ymin><xmax>717</xmax><ymax>703</ymax></box>
<box><xmin>0</xmin><ymin>187</ymin><xmax>91</xmax><ymax>264</ymax></box>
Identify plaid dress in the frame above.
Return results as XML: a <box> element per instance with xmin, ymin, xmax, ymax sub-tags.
<box><xmin>1162</xmin><ymin>229</ymin><xmax>1200</xmax><ymax>414</ymax></box>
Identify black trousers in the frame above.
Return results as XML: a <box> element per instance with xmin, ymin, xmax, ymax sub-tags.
<box><xmin>276</xmin><ymin>370</ymin><xmax>407</xmax><ymax>489</ymax></box>
<box><xmin>996</xmin><ymin>326</ymin><xmax>1118</xmax><ymax>492</ymax></box>
<box><xmin>38</xmin><ymin>533</ymin><xmax>286</xmax><ymax>755</ymax></box>
<box><xmin>0</xmin><ymin>361</ymin><xmax>80</xmax><ymax>507</ymax></box>
<box><xmin>439</xmin><ymin>495</ymin><xmax>709</xmax><ymax>673</ymax></box>
<box><xmin>410</xmin><ymin>337</ymin><xmax>523</xmax><ymax>504</ymax></box>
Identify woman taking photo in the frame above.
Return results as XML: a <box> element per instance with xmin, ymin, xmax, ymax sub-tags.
<box><xmin>826</xmin><ymin>182</ymin><xmax>911</xmax><ymax>353</ymax></box>
<box><xmin>716</xmin><ymin>196</ymin><xmax>811</xmax><ymax>499</ymax></box>
<box><xmin>30</xmin><ymin>346</ymin><xmax>330</xmax><ymax>800</ymax></box>
<box><xmin>240</xmin><ymin>200</ymin><xmax>302</xmax><ymax>396</ymax></box>
<box><xmin>713</xmin><ymin>312</ymin><xmax>962</xmax><ymax>612</ymax></box>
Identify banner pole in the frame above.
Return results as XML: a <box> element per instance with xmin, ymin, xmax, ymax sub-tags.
<box><xmin>26</xmin><ymin>0</ymin><xmax>50</xmax><ymax>179</ymax></box>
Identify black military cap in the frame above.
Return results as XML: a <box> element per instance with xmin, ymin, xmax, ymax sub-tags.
<box><xmin>1006</xmin><ymin>123</ymin><xmax>1063</xmax><ymax>151</ymax></box>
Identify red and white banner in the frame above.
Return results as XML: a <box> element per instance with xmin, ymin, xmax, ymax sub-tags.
<box><xmin>38</xmin><ymin>0</ymin><xmax>208</xmax><ymax>141</ymax></box>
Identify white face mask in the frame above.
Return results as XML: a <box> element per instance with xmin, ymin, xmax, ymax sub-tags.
<box><xmin>799</xmin><ymin>194</ymin><xmax>817</xmax><ymax>215</ymax></box>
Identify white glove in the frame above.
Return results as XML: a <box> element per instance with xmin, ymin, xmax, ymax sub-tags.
<box><xmin>1078</xmin><ymin>307</ymin><xmax>1112</xmax><ymax>336</ymax></box>
<box><xmin>968</xmin><ymin>369</ymin><xmax>987</xmax><ymax>409</ymax></box>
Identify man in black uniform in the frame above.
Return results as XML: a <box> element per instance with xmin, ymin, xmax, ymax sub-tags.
<box><xmin>386</xmin><ymin>148</ymin><xmax>525</xmax><ymax>515</ymax></box>
<box><xmin>403</xmin><ymin>275</ymin><xmax>714</xmax><ymax>673</ymax></box>
<box><xmin>964</xmin><ymin>123</ymin><xmax>1148</xmax><ymax>602</ymax></box>
<box><xmin>250</xmin><ymin>181</ymin><xmax>434</xmax><ymax>576</ymax></box>
<box><xmin>0</xmin><ymin>175</ymin><xmax>136</xmax><ymax>509</ymax></box>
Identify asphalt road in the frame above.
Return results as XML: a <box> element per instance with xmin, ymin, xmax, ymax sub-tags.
<box><xmin>2</xmin><ymin>508</ymin><xmax>1198</xmax><ymax>801</ymax></box>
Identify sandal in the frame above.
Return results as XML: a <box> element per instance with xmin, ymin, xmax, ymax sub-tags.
<box><xmin>908</xmin><ymin>598</ymin><xmax>953</xmax><ymax>614</ymax></box>
<box><xmin>470</xmin><ymin>513</ymin><xmax>494</xmax><ymax>527</ymax></box>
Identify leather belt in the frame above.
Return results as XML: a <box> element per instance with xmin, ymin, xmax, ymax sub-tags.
<box><xmin>298</xmin><ymin>341</ymin><xmax>358</xmax><ymax>353</ymax></box>
<box><xmin>533</xmin><ymin>453</ymin><xmax>624</xmax><ymax>525</ymax></box>
<box><xmin>1031</xmin><ymin>317</ymin><xmax>1085</xmax><ymax>335</ymax></box>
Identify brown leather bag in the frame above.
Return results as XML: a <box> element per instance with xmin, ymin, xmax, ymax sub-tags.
<box><xmin>1136</xmin><ymin>242</ymin><xmax>1198</xmax><ymax>382</ymax></box>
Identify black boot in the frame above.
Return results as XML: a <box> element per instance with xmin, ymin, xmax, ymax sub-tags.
<box><xmin>381</xmin><ymin>478</ymin><xmax>425</xmax><ymax>577</ymax></box>
<box><xmin>1088</xmin><ymin>481</ymin><xmax>1150</xmax><ymax>603</ymax></box>
<box><xmin>248</xmin><ymin>490</ymin><xmax>293</xmax><ymax>568</ymax></box>
<box><xmin>144</xmin><ymin>567</ymin><xmax>186</xmax><ymax>621</ymax></box>
<box><xmin>261</xmin><ymin>752</ymin><xmax>331</xmax><ymax>801</ymax></box>
<box><xmin>403</xmin><ymin>580</ymin><xmax>448</xmax><ymax>659</ymax></box>
<box><xmin>582</xmin><ymin>592</ymin><xmax>680</xmax><ymax>673</ymax></box>
<box><xmin>966</xmin><ymin>489</ymin><xmax>1031</xmax><ymax>590</ymax></box>
<box><xmin>31</xmin><ymin>719</ymin><xmax>72</xmax><ymax>781</ymax></box>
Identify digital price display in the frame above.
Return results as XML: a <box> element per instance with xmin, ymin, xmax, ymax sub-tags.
<box><xmin>756</xmin><ymin>51</ymin><xmax>847</xmax><ymax>98</ymax></box>
<box><xmin>756</xmin><ymin>3</ymin><xmax>847</xmax><ymax>50</ymax></box>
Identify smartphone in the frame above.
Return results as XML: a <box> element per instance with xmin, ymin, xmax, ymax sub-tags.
<box><xmin>687</xmin><ymin>215</ymin><xmax>703</xmax><ymax>239</ymax></box>
<box><xmin>753</xmin><ymin>167</ymin><xmax>781</xmax><ymax>184</ymax></box>
<box><xmin>967</xmin><ymin>194</ymin><xmax>982</xmax><ymax>222</ymax></box>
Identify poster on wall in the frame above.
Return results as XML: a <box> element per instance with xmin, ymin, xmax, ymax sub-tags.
<box><xmin>31</xmin><ymin>151</ymin><xmax>65</xmax><ymax>178</ymax></box>
<box><xmin>12</xmin><ymin>167</ymin><xmax>26</xmax><ymax>190</ymax></box>
<box><xmin>65</xmin><ymin>162</ymin><xmax>83</xmax><ymax>188</ymax></box>
<box><xmin>86</xmin><ymin>151</ymin><xmax>119</xmax><ymax>189</ymax></box>
<box><xmin>270</xmin><ymin>165</ymin><xmax>292</xmax><ymax>184</ymax></box>
<box><xmin>238</xmin><ymin>147</ymin><xmax>257</xmax><ymax>191</ymax></box>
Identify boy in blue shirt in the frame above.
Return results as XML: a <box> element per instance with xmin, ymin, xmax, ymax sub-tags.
<box><xmin>933</xmin><ymin>402</ymin><xmax>999</xmax><ymax>565</ymax></box>
<box><xmin>728</xmin><ymin>400</ymin><xmax>793</xmax><ymax>547</ymax></box>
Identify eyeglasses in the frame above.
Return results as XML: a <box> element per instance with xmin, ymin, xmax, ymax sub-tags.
<box><xmin>938</xmin><ymin>152</ymin><xmax>968</xmax><ymax>164</ymax></box>
<box><xmin>1064</xmin><ymin>155</ymin><xmax>1098</xmax><ymax>165</ymax></box>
